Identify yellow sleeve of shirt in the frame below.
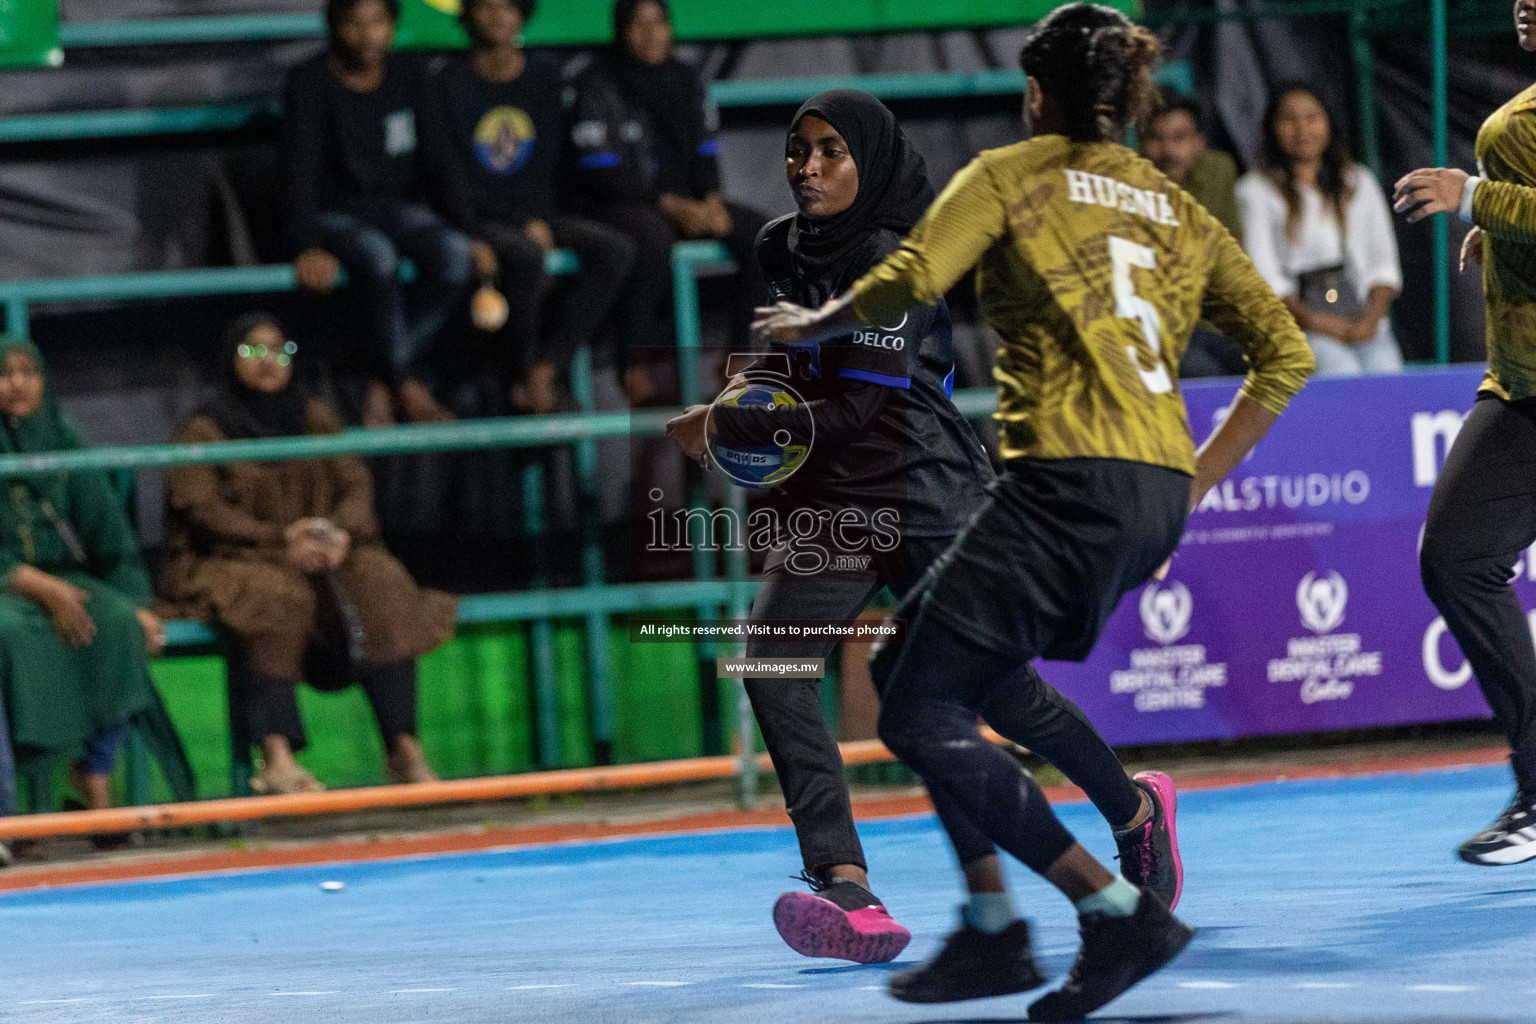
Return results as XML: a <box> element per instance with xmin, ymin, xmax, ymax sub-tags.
<box><xmin>1474</xmin><ymin>108</ymin><xmax>1536</xmax><ymax>243</ymax></box>
<box><xmin>853</xmin><ymin>153</ymin><xmax>1011</xmax><ymax>326</ymax></box>
<box><xmin>1196</xmin><ymin>209</ymin><xmax>1315</xmax><ymax>414</ymax></box>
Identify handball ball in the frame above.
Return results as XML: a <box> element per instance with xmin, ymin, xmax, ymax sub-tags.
<box><xmin>471</xmin><ymin>284</ymin><xmax>510</xmax><ymax>332</ymax></box>
<box><xmin>708</xmin><ymin>383</ymin><xmax>809</xmax><ymax>490</ymax></box>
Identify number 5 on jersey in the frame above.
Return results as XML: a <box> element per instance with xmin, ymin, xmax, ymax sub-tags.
<box><xmin>1110</xmin><ymin>235</ymin><xmax>1173</xmax><ymax>395</ymax></box>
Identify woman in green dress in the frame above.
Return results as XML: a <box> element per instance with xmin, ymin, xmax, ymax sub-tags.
<box><xmin>0</xmin><ymin>335</ymin><xmax>169</xmax><ymax>814</ymax></box>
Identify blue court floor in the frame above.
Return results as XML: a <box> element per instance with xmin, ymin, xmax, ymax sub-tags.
<box><xmin>2</xmin><ymin>764</ymin><xmax>1533</xmax><ymax>1024</ymax></box>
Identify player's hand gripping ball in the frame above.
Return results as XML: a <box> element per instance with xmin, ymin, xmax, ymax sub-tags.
<box><xmin>707</xmin><ymin>382</ymin><xmax>811</xmax><ymax>490</ymax></box>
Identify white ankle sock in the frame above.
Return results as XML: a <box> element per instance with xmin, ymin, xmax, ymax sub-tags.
<box><xmin>964</xmin><ymin>891</ymin><xmax>1018</xmax><ymax>934</ymax></box>
<box><xmin>1073</xmin><ymin>876</ymin><xmax>1140</xmax><ymax>920</ymax></box>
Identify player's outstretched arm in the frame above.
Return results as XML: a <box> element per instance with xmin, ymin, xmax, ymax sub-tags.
<box><xmin>1194</xmin><ymin>223</ymin><xmax>1315</xmax><ymax>510</ymax></box>
<box><xmin>1397</xmin><ymin>118</ymin><xmax>1536</xmax><ymax>243</ymax></box>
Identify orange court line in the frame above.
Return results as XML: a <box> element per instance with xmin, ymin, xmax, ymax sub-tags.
<box><xmin>0</xmin><ymin>742</ymin><xmax>1508</xmax><ymax>894</ymax></box>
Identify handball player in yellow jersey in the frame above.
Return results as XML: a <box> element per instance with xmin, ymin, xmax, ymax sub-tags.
<box><xmin>755</xmin><ymin>4</ymin><xmax>1314</xmax><ymax>1017</ymax></box>
<box><xmin>1394</xmin><ymin>0</ymin><xmax>1536</xmax><ymax>867</ymax></box>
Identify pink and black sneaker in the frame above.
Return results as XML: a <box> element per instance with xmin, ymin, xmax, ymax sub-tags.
<box><xmin>1113</xmin><ymin>770</ymin><xmax>1183</xmax><ymax>910</ymax></box>
<box><xmin>772</xmin><ymin>877</ymin><xmax>911</xmax><ymax>964</ymax></box>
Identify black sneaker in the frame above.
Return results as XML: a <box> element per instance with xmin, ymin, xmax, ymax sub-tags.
<box><xmin>1028</xmin><ymin>890</ymin><xmax>1194</xmax><ymax>1022</ymax></box>
<box><xmin>1114</xmin><ymin>771</ymin><xmax>1183</xmax><ymax>909</ymax></box>
<box><xmin>1458</xmin><ymin>789</ymin><xmax>1536</xmax><ymax>866</ymax></box>
<box><xmin>890</xmin><ymin>914</ymin><xmax>1046</xmax><ymax>1004</ymax></box>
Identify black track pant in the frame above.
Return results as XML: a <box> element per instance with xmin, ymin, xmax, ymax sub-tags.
<box><xmin>1421</xmin><ymin>393</ymin><xmax>1536</xmax><ymax>793</ymax></box>
<box><xmin>747</xmin><ymin>524</ymin><xmax>1142</xmax><ymax>877</ymax></box>
<box><xmin>242</xmin><ymin>658</ymin><xmax>419</xmax><ymax>755</ymax></box>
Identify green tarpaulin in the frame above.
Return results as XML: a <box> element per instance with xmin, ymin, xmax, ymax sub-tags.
<box><xmin>396</xmin><ymin>0</ymin><xmax>1139</xmax><ymax>50</ymax></box>
<box><xmin>0</xmin><ymin>0</ymin><xmax>59</xmax><ymax>67</ymax></box>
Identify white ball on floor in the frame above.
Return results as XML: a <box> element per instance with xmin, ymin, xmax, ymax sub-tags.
<box><xmin>320</xmin><ymin>881</ymin><xmax>345</xmax><ymax>892</ymax></box>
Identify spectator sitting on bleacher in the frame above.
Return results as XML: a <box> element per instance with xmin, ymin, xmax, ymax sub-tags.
<box><xmin>283</xmin><ymin>0</ymin><xmax>484</xmax><ymax>426</ymax></box>
<box><xmin>1238</xmin><ymin>81</ymin><xmax>1403</xmax><ymax>377</ymax></box>
<box><xmin>430</xmin><ymin>0</ymin><xmax>639</xmax><ymax>414</ymax></box>
<box><xmin>567</xmin><ymin>0</ymin><xmax>768</xmax><ymax>366</ymax></box>
<box><xmin>1142</xmin><ymin>89</ymin><xmax>1248</xmax><ymax>379</ymax></box>
<box><xmin>0</xmin><ymin>337</ymin><xmax>170</xmax><ymax>818</ymax></box>
<box><xmin>160</xmin><ymin>314</ymin><xmax>458</xmax><ymax>795</ymax></box>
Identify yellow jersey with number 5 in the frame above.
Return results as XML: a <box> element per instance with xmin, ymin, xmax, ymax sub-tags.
<box><xmin>852</xmin><ymin>135</ymin><xmax>1313</xmax><ymax>474</ymax></box>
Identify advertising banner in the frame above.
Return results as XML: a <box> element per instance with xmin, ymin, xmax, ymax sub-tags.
<box><xmin>1039</xmin><ymin>366</ymin><xmax>1509</xmax><ymax>745</ymax></box>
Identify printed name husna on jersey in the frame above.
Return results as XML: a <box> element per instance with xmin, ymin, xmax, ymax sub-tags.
<box><xmin>1063</xmin><ymin>169</ymin><xmax>1180</xmax><ymax>227</ymax></box>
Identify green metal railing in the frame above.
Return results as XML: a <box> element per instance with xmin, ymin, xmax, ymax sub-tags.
<box><xmin>0</xmin><ymin>64</ymin><xmax>1197</xmax><ymax>146</ymax></box>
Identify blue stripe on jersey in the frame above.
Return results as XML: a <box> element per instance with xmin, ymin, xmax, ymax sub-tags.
<box><xmin>839</xmin><ymin>367</ymin><xmax>911</xmax><ymax>389</ymax></box>
<box><xmin>944</xmin><ymin>365</ymin><xmax>955</xmax><ymax>400</ymax></box>
<box><xmin>697</xmin><ymin>140</ymin><xmax>720</xmax><ymax>156</ymax></box>
<box><xmin>579</xmin><ymin>152</ymin><xmax>621</xmax><ymax>169</ymax></box>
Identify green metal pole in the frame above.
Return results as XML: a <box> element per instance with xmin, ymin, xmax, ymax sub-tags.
<box><xmin>522</xmin><ymin>461</ymin><xmax>562</xmax><ymax>769</ymax></box>
<box><xmin>1349</xmin><ymin>3</ymin><xmax>1382</xmax><ymax>178</ymax></box>
<box><xmin>568</xmin><ymin>345</ymin><xmax>614</xmax><ymax>763</ymax></box>
<box><xmin>5</xmin><ymin>300</ymin><xmax>27</xmax><ymax>340</ymax></box>
<box><xmin>672</xmin><ymin>245</ymin><xmax>725</xmax><ymax>753</ymax></box>
<box><xmin>1432</xmin><ymin>0</ymin><xmax>1451</xmax><ymax>364</ymax></box>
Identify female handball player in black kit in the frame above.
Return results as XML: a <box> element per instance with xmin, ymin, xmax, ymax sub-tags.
<box><xmin>754</xmin><ymin>4</ymin><xmax>1314</xmax><ymax>1017</ymax></box>
<box><xmin>668</xmin><ymin>87</ymin><xmax>1185</xmax><ymax>968</ymax></box>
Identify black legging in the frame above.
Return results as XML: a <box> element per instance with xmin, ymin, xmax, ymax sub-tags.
<box><xmin>873</xmin><ymin>610</ymin><xmax>1079</xmax><ymax>873</ymax></box>
<box><xmin>480</xmin><ymin>215</ymin><xmax>638</xmax><ymax>376</ymax></box>
<box><xmin>242</xmin><ymin>658</ymin><xmax>419</xmax><ymax>754</ymax></box>
<box><xmin>1421</xmin><ymin>392</ymin><xmax>1536</xmax><ymax>793</ymax></box>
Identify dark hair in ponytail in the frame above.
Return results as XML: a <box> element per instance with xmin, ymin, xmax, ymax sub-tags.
<box><xmin>1019</xmin><ymin>2</ymin><xmax>1163</xmax><ymax>143</ymax></box>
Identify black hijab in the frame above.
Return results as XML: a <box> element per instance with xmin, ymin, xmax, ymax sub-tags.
<box><xmin>785</xmin><ymin>89</ymin><xmax>935</xmax><ymax>278</ymax></box>
<box><xmin>200</xmin><ymin>312</ymin><xmax>308</xmax><ymax>440</ymax></box>
<box><xmin>611</xmin><ymin>0</ymin><xmax>699</xmax><ymax>187</ymax></box>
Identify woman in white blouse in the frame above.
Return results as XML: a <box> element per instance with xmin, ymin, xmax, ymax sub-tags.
<box><xmin>1237</xmin><ymin>82</ymin><xmax>1404</xmax><ymax>376</ymax></box>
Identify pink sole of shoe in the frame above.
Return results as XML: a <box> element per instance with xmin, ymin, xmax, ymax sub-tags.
<box><xmin>1134</xmin><ymin>769</ymin><xmax>1184</xmax><ymax>910</ymax></box>
<box><xmin>772</xmin><ymin>892</ymin><xmax>911</xmax><ymax>964</ymax></box>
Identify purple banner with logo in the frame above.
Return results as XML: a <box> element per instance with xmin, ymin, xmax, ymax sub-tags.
<box><xmin>1039</xmin><ymin>365</ymin><xmax>1514</xmax><ymax>745</ymax></box>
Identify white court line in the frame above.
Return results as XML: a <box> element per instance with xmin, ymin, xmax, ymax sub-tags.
<box><xmin>389</xmin><ymin>988</ymin><xmax>455</xmax><ymax>994</ymax></box>
<box><xmin>505</xmin><ymin>984</ymin><xmax>573</xmax><ymax>991</ymax></box>
<box><xmin>1294</xmin><ymin>982</ymin><xmax>1356</xmax><ymax>989</ymax></box>
<box><xmin>142</xmin><ymin>994</ymin><xmax>214</xmax><ymax>1000</ymax></box>
<box><xmin>270</xmin><ymin>991</ymin><xmax>340</xmax><ymax>997</ymax></box>
<box><xmin>1408</xmin><ymin>984</ymin><xmax>1477</xmax><ymax>993</ymax></box>
<box><xmin>858</xmin><ymin>985</ymin><xmax>885</xmax><ymax>991</ymax></box>
<box><xmin>741</xmin><ymin>983</ymin><xmax>806</xmax><ymax>989</ymax></box>
<box><xmin>621</xmin><ymin>981</ymin><xmax>692</xmax><ymax>987</ymax></box>
<box><xmin>1178</xmin><ymin>981</ymin><xmax>1244</xmax><ymax>989</ymax></box>
<box><xmin>17</xmin><ymin>999</ymin><xmax>99</xmax><ymax>1005</ymax></box>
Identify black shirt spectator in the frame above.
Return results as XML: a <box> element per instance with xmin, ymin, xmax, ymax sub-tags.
<box><xmin>282</xmin><ymin>0</ymin><xmax>476</xmax><ymax>426</ymax></box>
<box><xmin>432</xmin><ymin>50</ymin><xmax>563</xmax><ymax>230</ymax></box>
<box><xmin>430</xmin><ymin>0</ymin><xmax>640</xmax><ymax>413</ymax></box>
<box><xmin>566</xmin><ymin>0</ymin><xmax>768</xmax><ymax>361</ymax></box>
<box><xmin>282</xmin><ymin>53</ymin><xmax>472</xmax><ymax>254</ymax></box>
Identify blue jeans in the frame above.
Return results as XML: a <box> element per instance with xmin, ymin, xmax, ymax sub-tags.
<box><xmin>78</xmin><ymin>722</ymin><xmax>128</xmax><ymax>777</ymax></box>
<box><xmin>0</xmin><ymin>699</ymin><xmax>14</xmax><ymax>818</ymax></box>
<box><xmin>316</xmin><ymin>205</ymin><xmax>474</xmax><ymax>378</ymax></box>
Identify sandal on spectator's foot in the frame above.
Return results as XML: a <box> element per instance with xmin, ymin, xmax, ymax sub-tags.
<box><xmin>385</xmin><ymin>750</ymin><xmax>440</xmax><ymax>785</ymax></box>
<box><xmin>251</xmin><ymin>762</ymin><xmax>325</xmax><ymax>795</ymax></box>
